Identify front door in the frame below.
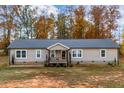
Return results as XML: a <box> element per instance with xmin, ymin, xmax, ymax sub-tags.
<box><xmin>56</xmin><ymin>50</ymin><xmax>61</xmax><ymax>61</ymax></box>
<box><xmin>62</xmin><ymin>50</ymin><xmax>66</xmax><ymax>59</ymax></box>
<box><xmin>50</xmin><ymin>50</ymin><xmax>66</xmax><ymax>62</ymax></box>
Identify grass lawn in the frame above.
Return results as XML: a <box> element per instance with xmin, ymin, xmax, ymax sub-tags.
<box><xmin>0</xmin><ymin>56</ymin><xmax>124</xmax><ymax>88</ymax></box>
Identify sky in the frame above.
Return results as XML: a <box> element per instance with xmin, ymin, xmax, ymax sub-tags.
<box><xmin>118</xmin><ymin>6</ymin><xmax>124</xmax><ymax>30</ymax></box>
<box><xmin>55</xmin><ymin>5</ymin><xmax>124</xmax><ymax>29</ymax></box>
<box><xmin>54</xmin><ymin>5</ymin><xmax>124</xmax><ymax>41</ymax></box>
<box><xmin>0</xmin><ymin>5</ymin><xmax>124</xmax><ymax>42</ymax></box>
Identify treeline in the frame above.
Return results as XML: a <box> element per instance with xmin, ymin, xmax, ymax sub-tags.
<box><xmin>0</xmin><ymin>5</ymin><xmax>120</xmax><ymax>54</ymax></box>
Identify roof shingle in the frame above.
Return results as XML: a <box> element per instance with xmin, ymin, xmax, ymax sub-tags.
<box><xmin>7</xmin><ymin>39</ymin><xmax>120</xmax><ymax>49</ymax></box>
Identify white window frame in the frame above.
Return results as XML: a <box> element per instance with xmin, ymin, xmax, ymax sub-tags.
<box><xmin>100</xmin><ymin>49</ymin><xmax>106</xmax><ymax>58</ymax></box>
<box><xmin>36</xmin><ymin>50</ymin><xmax>41</xmax><ymax>59</ymax></box>
<box><xmin>61</xmin><ymin>50</ymin><xmax>66</xmax><ymax>59</ymax></box>
<box><xmin>72</xmin><ymin>50</ymin><xmax>77</xmax><ymax>58</ymax></box>
<box><xmin>15</xmin><ymin>50</ymin><xmax>27</xmax><ymax>59</ymax></box>
<box><xmin>77</xmin><ymin>50</ymin><xmax>83</xmax><ymax>58</ymax></box>
<box><xmin>50</xmin><ymin>50</ymin><xmax>56</xmax><ymax>58</ymax></box>
<box><xmin>71</xmin><ymin>49</ymin><xmax>83</xmax><ymax>58</ymax></box>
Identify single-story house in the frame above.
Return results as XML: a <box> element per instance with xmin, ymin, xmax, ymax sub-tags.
<box><xmin>7</xmin><ymin>39</ymin><xmax>120</xmax><ymax>65</ymax></box>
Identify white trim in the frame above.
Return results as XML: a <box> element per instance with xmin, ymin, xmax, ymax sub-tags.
<box><xmin>71</xmin><ymin>49</ymin><xmax>83</xmax><ymax>58</ymax></box>
<box><xmin>35</xmin><ymin>49</ymin><xmax>41</xmax><ymax>59</ymax></box>
<box><xmin>15</xmin><ymin>50</ymin><xmax>27</xmax><ymax>59</ymax></box>
<box><xmin>61</xmin><ymin>50</ymin><xmax>66</xmax><ymax>59</ymax></box>
<box><xmin>47</xmin><ymin>42</ymin><xmax>70</xmax><ymax>49</ymax></box>
<box><xmin>15</xmin><ymin>50</ymin><xmax>20</xmax><ymax>59</ymax></box>
<box><xmin>100</xmin><ymin>49</ymin><xmax>106</xmax><ymax>58</ymax></box>
<box><xmin>50</xmin><ymin>50</ymin><xmax>56</xmax><ymax>58</ymax></box>
<box><xmin>71</xmin><ymin>49</ymin><xmax>77</xmax><ymax>58</ymax></box>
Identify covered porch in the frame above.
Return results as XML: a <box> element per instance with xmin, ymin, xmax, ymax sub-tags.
<box><xmin>46</xmin><ymin>43</ymin><xmax>71</xmax><ymax>66</ymax></box>
<box><xmin>50</xmin><ymin>50</ymin><xmax>67</xmax><ymax>63</ymax></box>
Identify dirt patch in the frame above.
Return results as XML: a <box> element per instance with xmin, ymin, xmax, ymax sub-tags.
<box><xmin>88</xmin><ymin>71</ymin><xmax>124</xmax><ymax>82</ymax></box>
<box><xmin>0</xmin><ymin>74</ymin><xmax>95</xmax><ymax>88</ymax></box>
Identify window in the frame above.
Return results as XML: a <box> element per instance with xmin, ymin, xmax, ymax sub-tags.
<box><xmin>15</xmin><ymin>50</ymin><xmax>27</xmax><ymax>59</ymax></box>
<box><xmin>22</xmin><ymin>51</ymin><xmax>26</xmax><ymax>58</ymax></box>
<box><xmin>100</xmin><ymin>49</ymin><xmax>106</xmax><ymax>58</ymax></box>
<box><xmin>78</xmin><ymin>50</ymin><xmax>82</xmax><ymax>57</ymax></box>
<box><xmin>62</xmin><ymin>51</ymin><xmax>66</xmax><ymax>59</ymax></box>
<box><xmin>72</xmin><ymin>50</ymin><xmax>76</xmax><ymax>57</ymax></box>
<box><xmin>50</xmin><ymin>50</ymin><xmax>55</xmax><ymax>58</ymax></box>
<box><xmin>16</xmin><ymin>51</ymin><xmax>21</xmax><ymax>58</ymax></box>
<box><xmin>72</xmin><ymin>49</ymin><xmax>83</xmax><ymax>58</ymax></box>
<box><xmin>36</xmin><ymin>50</ymin><xmax>41</xmax><ymax>58</ymax></box>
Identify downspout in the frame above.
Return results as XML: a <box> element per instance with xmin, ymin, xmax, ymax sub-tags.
<box><xmin>66</xmin><ymin>49</ymin><xmax>69</xmax><ymax>66</ymax></box>
<box><xmin>68</xmin><ymin>49</ymin><xmax>71</xmax><ymax>66</ymax></box>
<box><xmin>48</xmin><ymin>50</ymin><xmax>50</xmax><ymax>64</ymax></box>
<box><xmin>8</xmin><ymin>49</ymin><xmax>10</xmax><ymax>65</ymax></box>
<box><xmin>117</xmin><ymin>48</ymin><xmax>120</xmax><ymax>65</ymax></box>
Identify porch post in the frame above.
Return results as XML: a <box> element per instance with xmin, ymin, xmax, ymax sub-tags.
<box><xmin>69</xmin><ymin>51</ymin><xmax>71</xmax><ymax>65</ymax></box>
<box><xmin>8</xmin><ymin>49</ymin><xmax>11</xmax><ymax>65</ymax></box>
<box><xmin>67</xmin><ymin>49</ymin><xmax>71</xmax><ymax>66</ymax></box>
<box><xmin>66</xmin><ymin>50</ymin><xmax>68</xmax><ymax>66</ymax></box>
<box><xmin>46</xmin><ymin>49</ymin><xmax>50</xmax><ymax>65</ymax></box>
<box><xmin>117</xmin><ymin>48</ymin><xmax>119</xmax><ymax>65</ymax></box>
<box><xmin>48</xmin><ymin>49</ymin><xmax>50</xmax><ymax>64</ymax></box>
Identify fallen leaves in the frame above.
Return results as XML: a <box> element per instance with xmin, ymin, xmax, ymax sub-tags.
<box><xmin>0</xmin><ymin>74</ymin><xmax>95</xmax><ymax>88</ymax></box>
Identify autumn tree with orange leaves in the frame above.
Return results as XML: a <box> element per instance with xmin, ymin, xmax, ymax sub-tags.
<box><xmin>90</xmin><ymin>5</ymin><xmax>120</xmax><ymax>39</ymax></box>
<box><xmin>0</xmin><ymin>6</ymin><xmax>16</xmax><ymax>54</ymax></box>
<box><xmin>34</xmin><ymin>15</ymin><xmax>55</xmax><ymax>39</ymax></box>
<box><xmin>0</xmin><ymin>5</ymin><xmax>120</xmax><ymax>55</ymax></box>
<box><xmin>12</xmin><ymin>5</ymin><xmax>36</xmax><ymax>39</ymax></box>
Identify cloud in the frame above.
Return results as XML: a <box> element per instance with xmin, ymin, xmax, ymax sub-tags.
<box><xmin>31</xmin><ymin>5</ymin><xmax>59</xmax><ymax>18</ymax></box>
<box><xmin>118</xmin><ymin>6</ymin><xmax>124</xmax><ymax>30</ymax></box>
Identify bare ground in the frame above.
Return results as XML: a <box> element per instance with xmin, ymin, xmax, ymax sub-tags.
<box><xmin>0</xmin><ymin>74</ymin><xmax>95</xmax><ymax>88</ymax></box>
<box><xmin>0</xmin><ymin>56</ymin><xmax>124</xmax><ymax>88</ymax></box>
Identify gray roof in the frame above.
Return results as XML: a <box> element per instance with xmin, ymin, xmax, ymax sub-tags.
<box><xmin>7</xmin><ymin>39</ymin><xmax>120</xmax><ymax>49</ymax></box>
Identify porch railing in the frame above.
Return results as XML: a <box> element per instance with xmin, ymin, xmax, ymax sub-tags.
<box><xmin>50</xmin><ymin>57</ymin><xmax>67</xmax><ymax>63</ymax></box>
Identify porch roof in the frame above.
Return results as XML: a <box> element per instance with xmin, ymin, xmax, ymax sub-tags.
<box><xmin>8</xmin><ymin>39</ymin><xmax>120</xmax><ymax>49</ymax></box>
<box><xmin>47</xmin><ymin>43</ymin><xmax>70</xmax><ymax>50</ymax></box>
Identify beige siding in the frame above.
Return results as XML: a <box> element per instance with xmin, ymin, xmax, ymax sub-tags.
<box><xmin>49</xmin><ymin>45</ymin><xmax>68</xmax><ymax>50</ymax></box>
<box><xmin>10</xmin><ymin>49</ymin><xmax>48</xmax><ymax>63</ymax></box>
<box><xmin>9</xmin><ymin>48</ymin><xmax>118</xmax><ymax>64</ymax></box>
<box><xmin>70</xmin><ymin>49</ymin><xmax>118</xmax><ymax>64</ymax></box>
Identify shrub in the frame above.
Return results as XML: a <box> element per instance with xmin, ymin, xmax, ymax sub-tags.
<box><xmin>63</xmin><ymin>64</ymin><xmax>67</xmax><ymax>67</ymax></box>
<box><xmin>103</xmin><ymin>61</ymin><xmax>106</xmax><ymax>62</ymax></box>
<box><xmin>108</xmin><ymin>62</ymin><xmax>112</xmax><ymax>65</ymax></box>
<box><xmin>50</xmin><ymin>63</ymin><xmax>54</xmax><ymax>67</ymax></box>
<box><xmin>44</xmin><ymin>63</ymin><xmax>48</xmax><ymax>67</ymax></box>
<box><xmin>69</xmin><ymin>64</ymin><xmax>73</xmax><ymax>67</ymax></box>
<box><xmin>44</xmin><ymin>64</ymin><xmax>47</xmax><ymax>67</ymax></box>
<box><xmin>56</xmin><ymin>64</ymin><xmax>60</xmax><ymax>67</ymax></box>
<box><xmin>76</xmin><ymin>62</ymin><xmax>80</xmax><ymax>65</ymax></box>
<box><xmin>108</xmin><ymin>61</ymin><xmax>116</xmax><ymax>67</ymax></box>
<box><xmin>92</xmin><ymin>61</ymin><xmax>95</xmax><ymax>63</ymax></box>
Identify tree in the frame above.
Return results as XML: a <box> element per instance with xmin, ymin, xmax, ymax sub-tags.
<box><xmin>0</xmin><ymin>6</ymin><xmax>15</xmax><ymax>42</ymax></box>
<box><xmin>0</xmin><ymin>6</ymin><xmax>16</xmax><ymax>54</ymax></box>
<box><xmin>65</xmin><ymin>5</ymin><xmax>75</xmax><ymax>39</ymax></box>
<box><xmin>83</xmin><ymin>22</ymin><xmax>96</xmax><ymax>39</ymax></box>
<box><xmin>12</xmin><ymin>5</ymin><xmax>36</xmax><ymax>39</ymax></box>
<box><xmin>72</xmin><ymin>6</ymin><xmax>86</xmax><ymax>39</ymax></box>
<box><xmin>47</xmin><ymin>14</ymin><xmax>55</xmax><ymax>39</ymax></box>
<box><xmin>34</xmin><ymin>16</ymin><xmax>47</xmax><ymax>39</ymax></box>
<box><xmin>90</xmin><ymin>5</ymin><xmax>120</xmax><ymax>39</ymax></box>
<box><xmin>120</xmin><ymin>29</ymin><xmax>124</xmax><ymax>56</ymax></box>
<box><xmin>105</xmin><ymin>6</ymin><xmax>120</xmax><ymax>38</ymax></box>
<box><xmin>56</xmin><ymin>13</ymin><xmax>69</xmax><ymax>39</ymax></box>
